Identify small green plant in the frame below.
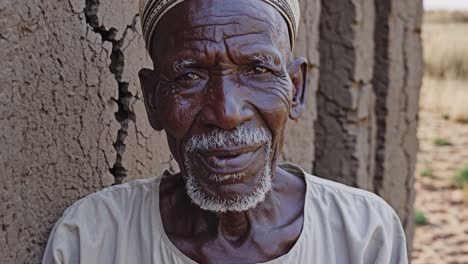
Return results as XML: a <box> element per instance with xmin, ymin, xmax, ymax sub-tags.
<box><xmin>420</xmin><ymin>168</ymin><xmax>433</xmax><ymax>178</ymax></box>
<box><xmin>451</xmin><ymin>166</ymin><xmax>468</xmax><ymax>189</ymax></box>
<box><xmin>433</xmin><ymin>137</ymin><xmax>452</xmax><ymax>146</ymax></box>
<box><xmin>414</xmin><ymin>209</ymin><xmax>427</xmax><ymax>225</ymax></box>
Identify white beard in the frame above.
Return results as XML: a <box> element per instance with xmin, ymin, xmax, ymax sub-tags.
<box><xmin>183</xmin><ymin>126</ymin><xmax>273</xmax><ymax>213</ymax></box>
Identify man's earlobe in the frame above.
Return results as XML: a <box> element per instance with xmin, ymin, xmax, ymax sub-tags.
<box><xmin>287</xmin><ymin>57</ymin><xmax>308</xmax><ymax>120</ymax></box>
<box><xmin>138</xmin><ymin>68</ymin><xmax>163</xmax><ymax>131</ymax></box>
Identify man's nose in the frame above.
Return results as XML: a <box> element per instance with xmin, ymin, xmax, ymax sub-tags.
<box><xmin>200</xmin><ymin>77</ymin><xmax>254</xmax><ymax>130</ymax></box>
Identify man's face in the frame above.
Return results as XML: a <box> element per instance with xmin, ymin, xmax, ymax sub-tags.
<box><xmin>140</xmin><ymin>0</ymin><xmax>307</xmax><ymax>212</ymax></box>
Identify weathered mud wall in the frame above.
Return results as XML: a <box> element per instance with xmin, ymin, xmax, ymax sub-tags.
<box><xmin>0</xmin><ymin>0</ymin><xmax>422</xmax><ymax>263</ymax></box>
<box><xmin>314</xmin><ymin>0</ymin><xmax>376</xmax><ymax>189</ymax></box>
<box><xmin>314</xmin><ymin>0</ymin><xmax>423</xmax><ymax>248</ymax></box>
<box><xmin>372</xmin><ymin>0</ymin><xmax>424</xmax><ymax>249</ymax></box>
<box><xmin>282</xmin><ymin>0</ymin><xmax>321</xmax><ymax>172</ymax></box>
<box><xmin>0</xmin><ymin>1</ymin><xmax>174</xmax><ymax>263</ymax></box>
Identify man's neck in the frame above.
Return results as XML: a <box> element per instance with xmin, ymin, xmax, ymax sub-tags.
<box><xmin>158</xmin><ymin>166</ymin><xmax>306</xmax><ymax>263</ymax></box>
<box><xmin>218</xmin><ymin>211</ymin><xmax>250</xmax><ymax>242</ymax></box>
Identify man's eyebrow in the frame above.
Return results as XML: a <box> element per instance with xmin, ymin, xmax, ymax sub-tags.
<box><xmin>249</xmin><ymin>54</ymin><xmax>279</xmax><ymax>66</ymax></box>
<box><xmin>173</xmin><ymin>58</ymin><xmax>197</xmax><ymax>72</ymax></box>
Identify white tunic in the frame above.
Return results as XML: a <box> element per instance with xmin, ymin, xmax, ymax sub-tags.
<box><xmin>42</xmin><ymin>163</ymin><xmax>408</xmax><ymax>264</ymax></box>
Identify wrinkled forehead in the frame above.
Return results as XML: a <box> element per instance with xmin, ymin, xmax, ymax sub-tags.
<box><xmin>150</xmin><ymin>0</ymin><xmax>291</xmax><ymax>64</ymax></box>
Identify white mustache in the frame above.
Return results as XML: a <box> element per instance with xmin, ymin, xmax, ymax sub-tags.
<box><xmin>185</xmin><ymin>126</ymin><xmax>272</xmax><ymax>153</ymax></box>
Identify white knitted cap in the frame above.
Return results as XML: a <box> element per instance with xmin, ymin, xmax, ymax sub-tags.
<box><xmin>139</xmin><ymin>0</ymin><xmax>301</xmax><ymax>54</ymax></box>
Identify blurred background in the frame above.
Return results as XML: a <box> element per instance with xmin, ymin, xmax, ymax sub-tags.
<box><xmin>412</xmin><ymin>1</ymin><xmax>468</xmax><ymax>263</ymax></box>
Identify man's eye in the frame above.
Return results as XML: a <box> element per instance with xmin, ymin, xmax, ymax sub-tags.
<box><xmin>246</xmin><ymin>66</ymin><xmax>270</xmax><ymax>75</ymax></box>
<box><xmin>176</xmin><ymin>72</ymin><xmax>201</xmax><ymax>81</ymax></box>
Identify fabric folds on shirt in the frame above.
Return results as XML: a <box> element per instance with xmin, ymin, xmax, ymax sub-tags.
<box><xmin>42</xmin><ymin>163</ymin><xmax>408</xmax><ymax>264</ymax></box>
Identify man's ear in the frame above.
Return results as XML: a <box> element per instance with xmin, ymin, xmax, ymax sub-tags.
<box><xmin>138</xmin><ymin>68</ymin><xmax>163</xmax><ymax>131</ymax></box>
<box><xmin>287</xmin><ymin>57</ymin><xmax>308</xmax><ymax>120</ymax></box>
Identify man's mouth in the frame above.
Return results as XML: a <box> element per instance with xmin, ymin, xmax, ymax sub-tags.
<box><xmin>196</xmin><ymin>144</ymin><xmax>262</xmax><ymax>175</ymax></box>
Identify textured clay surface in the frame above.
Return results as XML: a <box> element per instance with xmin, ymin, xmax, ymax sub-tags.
<box><xmin>315</xmin><ymin>0</ymin><xmax>377</xmax><ymax>189</ymax></box>
<box><xmin>0</xmin><ymin>0</ymin><xmax>423</xmax><ymax>262</ymax></box>
<box><xmin>282</xmin><ymin>0</ymin><xmax>321</xmax><ymax>173</ymax></box>
<box><xmin>0</xmin><ymin>0</ymin><xmax>321</xmax><ymax>262</ymax></box>
<box><xmin>0</xmin><ymin>0</ymin><xmax>173</xmax><ymax>262</ymax></box>
<box><xmin>372</xmin><ymin>0</ymin><xmax>423</xmax><ymax>247</ymax></box>
<box><xmin>315</xmin><ymin>0</ymin><xmax>423</xmax><ymax>247</ymax></box>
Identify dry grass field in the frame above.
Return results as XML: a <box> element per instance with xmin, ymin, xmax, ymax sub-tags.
<box><xmin>420</xmin><ymin>11</ymin><xmax>468</xmax><ymax>123</ymax></box>
<box><xmin>412</xmin><ymin>11</ymin><xmax>468</xmax><ymax>264</ymax></box>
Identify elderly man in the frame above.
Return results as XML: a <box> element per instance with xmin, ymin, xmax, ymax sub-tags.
<box><xmin>43</xmin><ymin>0</ymin><xmax>408</xmax><ymax>263</ymax></box>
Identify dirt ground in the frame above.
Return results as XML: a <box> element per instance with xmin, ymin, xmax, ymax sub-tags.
<box><xmin>411</xmin><ymin>110</ymin><xmax>468</xmax><ymax>264</ymax></box>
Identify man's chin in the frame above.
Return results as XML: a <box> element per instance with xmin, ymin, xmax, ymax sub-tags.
<box><xmin>184</xmin><ymin>165</ymin><xmax>273</xmax><ymax>213</ymax></box>
<box><xmin>181</xmin><ymin>125</ymin><xmax>274</xmax><ymax>212</ymax></box>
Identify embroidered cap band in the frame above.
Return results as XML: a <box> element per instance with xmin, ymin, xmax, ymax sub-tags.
<box><xmin>139</xmin><ymin>0</ymin><xmax>300</xmax><ymax>54</ymax></box>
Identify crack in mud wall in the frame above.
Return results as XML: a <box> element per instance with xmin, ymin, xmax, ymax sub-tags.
<box><xmin>0</xmin><ymin>0</ymin><xmax>174</xmax><ymax>262</ymax></box>
<box><xmin>84</xmin><ymin>0</ymin><xmax>138</xmax><ymax>184</ymax></box>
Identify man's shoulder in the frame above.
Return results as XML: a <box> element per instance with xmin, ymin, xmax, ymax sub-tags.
<box><xmin>43</xmin><ymin>176</ymin><xmax>167</xmax><ymax>263</ymax></box>
<box><xmin>305</xmin><ymin>173</ymin><xmax>402</xmax><ymax>225</ymax></box>
<box><xmin>279</xmin><ymin>163</ymin><xmax>408</xmax><ymax>263</ymax></box>
<box><xmin>306</xmin><ymin>173</ymin><xmax>393</xmax><ymax>209</ymax></box>
<box><xmin>59</xmin><ymin>175</ymin><xmax>162</xmax><ymax>222</ymax></box>
<box><xmin>279</xmin><ymin>162</ymin><xmax>399</xmax><ymax>217</ymax></box>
